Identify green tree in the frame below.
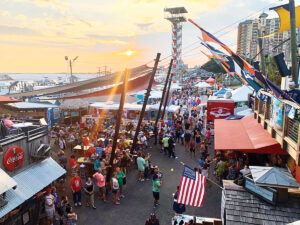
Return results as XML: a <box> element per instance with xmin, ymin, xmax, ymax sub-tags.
<box><xmin>264</xmin><ymin>56</ymin><xmax>282</xmax><ymax>86</ymax></box>
<box><xmin>201</xmin><ymin>59</ymin><xmax>225</xmax><ymax>74</ymax></box>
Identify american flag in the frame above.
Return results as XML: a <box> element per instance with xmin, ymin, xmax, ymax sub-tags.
<box><xmin>177</xmin><ymin>166</ymin><xmax>206</xmax><ymax>207</ymax></box>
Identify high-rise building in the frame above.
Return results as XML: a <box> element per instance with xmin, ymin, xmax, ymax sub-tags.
<box><xmin>236</xmin><ymin>12</ymin><xmax>300</xmax><ymax>64</ymax></box>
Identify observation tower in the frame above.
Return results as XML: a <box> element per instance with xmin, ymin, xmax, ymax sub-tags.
<box><xmin>164</xmin><ymin>7</ymin><xmax>188</xmax><ymax>80</ymax></box>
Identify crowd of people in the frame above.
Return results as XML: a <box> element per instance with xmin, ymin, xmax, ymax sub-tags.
<box><xmin>42</xmin><ymin>80</ymin><xmax>215</xmax><ymax>225</ymax></box>
<box><xmin>41</xmin><ymin>79</ymin><xmax>285</xmax><ymax>225</ymax></box>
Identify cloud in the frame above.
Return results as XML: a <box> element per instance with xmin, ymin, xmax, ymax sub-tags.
<box><xmin>15</xmin><ymin>14</ymin><xmax>27</xmax><ymax>20</ymax></box>
<box><xmin>77</xmin><ymin>18</ymin><xmax>93</xmax><ymax>28</ymax></box>
<box><xmin>1</xmin><ymin>11</ymin><xmax>10</xmax><ymax>17</ymax></box>
<box><xmin>0</xmin><ymin>25</ymin><xmax>39</xmax><ymax>35</ymax></box>
<box><xmin>97</xmin><ymin>39</ymin><xmax>128</xmax><ymax>45</ymax></box>
<box><xmin>136</xmin><ymin>23</ymin><xmax>153</xmax><ymax>30</ymax></box>
<box><xmin>14</xmin><ymin>0</ymin><xmax>69</xmax><ymax>13</ymax></box>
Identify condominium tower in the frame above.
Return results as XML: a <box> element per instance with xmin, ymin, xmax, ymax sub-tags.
<box><xmin>237</xmin><ymin>12</ymin><xmax>300</xmax><ymax>64</ymax></box>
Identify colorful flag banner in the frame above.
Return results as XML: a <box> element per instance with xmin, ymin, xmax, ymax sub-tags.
<box><xmin>177</xmin><ymin>166</ymin><xmax>206</xmax><ymax>207</ymax></box>
<box><xmin>189</xmin><ymin>19</ymin><xmax>291</xmax><ymax>100</ymax></box>
<box><xmin>262</xmin><ymin>4</ymin><xmax>300</xmax><ymax>38</ymax></box>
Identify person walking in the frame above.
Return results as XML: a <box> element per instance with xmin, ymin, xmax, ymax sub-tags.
<box><xmin>70</xmin><ymin>173</ymin><xmax>82</xmax><ymax>207</ymax></box>
<box><xmin>173</xmin><ymin>186</ymin><xmax>186</xmax><ymax>215</ymax></box>
<box><xmin>184</xmin><ymin>130</ymin><xmax>191</xmax><ymax>150</ymax></box>
<box><xmin>195</xmin><ymin>131</ymin><xmax>201</xmax><ymax>152</ymax></box>
<box><xmin>152</xmin><ymin>168</ymin><xmax>162</xmax><ymax>209</ymax></box>
<box><xmin>116</xmin><ymin>167</ymin><xmax>125</xmax><ymax>198</ymax></box>
<box><xmin>45</xmin><ymin>187</ymin><xmax>56</xmax><ymax>225</ymax></box>
<box><xmin>162</xmin><ymin>135</ymin><xmax>169</xmax><ymax>155</ymax></box>
<box><xmin>84</xmin><ymin>177</ymin><xmax>96</xmax><ymax>209</ymax></box>
<box><xmin>93</xmin><ymin>169</ymin><xmax>106</xmax><ymax>202</ymax></box>
<box><xmin>189</xmin><ymin>138</ymin><xmax>195</xmax><ymax>159</ymax></box>
<box><xmin>168</xmin><ymin>136</ymin><xmax>176</xmax><ymax>159</ymax></box>
<box><xmin>111</xmin><ymin>172</ymin><xmax>120</xmax><ymax>205</ymax></box>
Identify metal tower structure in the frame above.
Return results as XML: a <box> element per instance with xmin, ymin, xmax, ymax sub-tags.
<box><xmin>164</xmin><ymin>7</ymin><xmax>187</xmax><ymax>81</ymax></box>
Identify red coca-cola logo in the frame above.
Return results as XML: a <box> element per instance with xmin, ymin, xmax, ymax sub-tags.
<box><xmin>3</xmin><ymin>146</ymin><xmax>24</xmax><ymax>171</ymax></box>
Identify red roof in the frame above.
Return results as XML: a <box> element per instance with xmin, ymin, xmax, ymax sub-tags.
<box><xmin>0</xmin><ymin>96</ymin><xmax>20</xmax><ymax>104</ymax></box>
<box><xmin>214</xmin><ymin>115</ymin><xmax>287</xmax><ymax>154</ymax></box>
<box><xmin>206</xmin><ymin>77</ymin><xmax>216</xmax><ymax>84</ymax></box>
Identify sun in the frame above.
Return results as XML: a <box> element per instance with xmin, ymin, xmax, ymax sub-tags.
<box><xmin>121</xmin><ymin>49</ymin><xmax>136</xmax><ymax>56</ymax></box>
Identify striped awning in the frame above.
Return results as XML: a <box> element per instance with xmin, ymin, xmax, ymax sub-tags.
<box><xmin>0</xmin><ymin>157</ymin><xmax>66</xmax><ymax>218</ymax></box>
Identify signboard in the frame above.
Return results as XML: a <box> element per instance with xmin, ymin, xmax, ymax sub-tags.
<box><xmin>53</xmin><ymin>108</ymin><xmax>60</xmax><ymax>120</ymax></box>
<box><xmin>270</xmin><ymin>96</ymin><xmax>283</xmax><ymax>131</ymax></box>
<box><xmin>3</xmin><ymin>146</ymin><xmax>24</xmax><ymax>171</ymax></box>
<box><xmin>244</xmin><ymin>177</ymin><xmax>277</xmax><ymax>205</ymax></box>
<box><xmin>207</xmin><ymin>101</ymin><xmax>234</xmax><ymax>123</ymax></box>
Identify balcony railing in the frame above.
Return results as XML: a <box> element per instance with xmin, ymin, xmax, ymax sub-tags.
<box><xmin>286</xmin><ymin>117</ymin><xmax>299</xmax><ymax>143</ymax></box>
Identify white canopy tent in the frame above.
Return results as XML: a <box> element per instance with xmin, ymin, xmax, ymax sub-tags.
<box><xmin>90</xmin><ymin>102</ymin><xmax>152</xmax><ymax>111</ymax></box>
<box><xmin>131</xmin><ymin>89</ymin><xmax>163</xmax><ymax>99</ymax></box>
<box><xmin>90</xmin><ymin>102</ymin><xmax>180</xmax><ymax>113</ymax></box>
<box><xmin>150</xmin><ymin>104</ymin><xmax>180</xmax><ymax>113</ymax></box>
<box><xmin>195</xmin><ymin>82</ymin><xmax>211</xmax><ymax>88</ymax></box>
<box><xmin>231</xmin><ymin>85</ymin><xmax>254</xmax><ymax>102</ymax></box>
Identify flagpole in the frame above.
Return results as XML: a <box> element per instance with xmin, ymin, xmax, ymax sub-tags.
<box><xmin>131</xmin><ymin>53</ymin><xmax>161</xmax><ymax>153</ymax></box>
<box><xmin>179</xmin><ymin>161</ymin><xmax>224</xmax><ymax>190</ymax></box>
<box><xmin>289</xmin><ymin>0</ymin><xmax>299</xmax><ymax>87</ymax></box>
<box><xmin>154</xmin><ymin>59</ymin><xmax>173</xmax><ymax>129</ymax></box>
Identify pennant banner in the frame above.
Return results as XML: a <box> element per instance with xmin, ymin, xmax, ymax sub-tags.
<box><xmin>189</xmin><ymin>19</ymin><xmax>291</xmax><ymax>100</ymax></box>
<box><xmin>261</xmin><ymin>5</ymin><xmax>300</xmax><ymax>38</ymax></box>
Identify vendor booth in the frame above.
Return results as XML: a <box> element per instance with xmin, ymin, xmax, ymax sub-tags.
<box><xmin>90</xmin><ymin>102</ymin><xmax>152</xmax><ymax>121</ymax></box>
<box><xmin>60</xmin><ymin>99</ymin><xmax>89</xmax><ymax>125</ymax></box>
<box><xmin>0</xmin><ymin>102</ymin><xmax>61</xmax><ymax>127</ymax></box>
<box><xmin>231</xmin><ymin>85</ymin><xmax>253</xmax><ymax>107</ymax></box>
<box><xmin>206</xmin><ymin>95</ymin><xmax>234</xmax><ymax>123</ymax></box>
<box><xmin>214</xmin><ymin>115</ymin><xmax>287</xmax><ymax>155</ymax></box>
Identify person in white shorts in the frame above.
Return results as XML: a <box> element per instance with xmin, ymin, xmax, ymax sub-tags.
<box><xmin>45</xmin><ymin>187</ymin><xmax>56</xmax><ymax>225</ymax></box>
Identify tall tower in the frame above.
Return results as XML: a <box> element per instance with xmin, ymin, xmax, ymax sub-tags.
<box><xmin>164</xmin><ymin>7</ymin><xmax>187</xmax><ymax>81</ymax></box>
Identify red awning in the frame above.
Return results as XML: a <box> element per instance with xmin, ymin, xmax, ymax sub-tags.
<box><xmin>214</xmin><ymin>115</ymin><xmax>287</xmax><ymax>154</ymax></box>
<box><xmin>0</xmin><ymin>96</ymin><xmax>20</xmax><ymax>104</ymax></box>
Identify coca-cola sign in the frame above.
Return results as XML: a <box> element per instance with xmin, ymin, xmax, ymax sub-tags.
<box><xmin>3</xmin><ymin>146</ymin><xmax>24</xmax><ymax>171</ymax></box>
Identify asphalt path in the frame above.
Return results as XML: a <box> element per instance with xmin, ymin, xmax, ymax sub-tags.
<box><xmin>73</xmin><ymin>138</ymin><xmax>222</xmax><ymax>225</ymax></box>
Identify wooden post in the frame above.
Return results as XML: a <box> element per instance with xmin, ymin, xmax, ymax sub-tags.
<box><xmin>107</xmin><ymin>69</ymin><xmax>129</xmax><ymax>181</ymax></box>
<box><xmin>131</xmin><ymin>53</ymin><xmax>161</xmax><ymax>152</ymax></box>
<box><xmin>154</xmin><ymin>59</ymin><xmax>173</xmax><ymax>128</ymax></box>
<box><xmin>161</xmin><ymin>70</ymin><xmax>174</xmax><ymax>121</ymax></box>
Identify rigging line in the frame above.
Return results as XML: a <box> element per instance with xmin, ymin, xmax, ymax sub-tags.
<box><xmin>213</xmin><ymin>2</ymin><xmax>277</xmax><ymax>35</ymax></box>
<box><xmin>146</xmin><ymin>2</ymin><xmax>277</xmax><ymax>67</ymax></box>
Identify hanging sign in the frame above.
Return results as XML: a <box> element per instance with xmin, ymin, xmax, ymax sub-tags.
<box><xmin>3</xmin><ymin>146</ymin><xmax>24</xmax><ymax>171</ymax></box>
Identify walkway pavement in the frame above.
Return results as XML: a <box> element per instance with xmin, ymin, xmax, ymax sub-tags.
<box><xmin>73</xmin><ymin>138</ymin><xmax>221</xmax><ymax>225</ymax></box>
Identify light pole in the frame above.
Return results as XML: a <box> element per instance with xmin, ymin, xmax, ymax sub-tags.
<box><xmin>65</xmin><ymin>56</ymin><xmax>78</xmax><ymax>84</ymax></box>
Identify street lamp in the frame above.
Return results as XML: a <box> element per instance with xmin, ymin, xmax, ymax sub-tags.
<box><xmin>65</xmin><ymin>56</ymin><xmax>79</xmax><ymax>84</ymax></box>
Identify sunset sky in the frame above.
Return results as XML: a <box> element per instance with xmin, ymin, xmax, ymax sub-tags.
<box><xmin>0</xmin><ymin>0</ymin><xmax>297</xmax><ymax>73</ymax></box>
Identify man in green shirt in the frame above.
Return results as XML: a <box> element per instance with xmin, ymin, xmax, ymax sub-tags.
<box><xmin>152</xmin><ymin>168</ymin><xmax>162</xmax><ymax>208</ymax></box>
<box><xmin>162</xmin><ymin>136</ymin><xmax>169</xmax><ymax>155</ymax></box>
<box><xmin>116</xmin><ymin>167</ymin><xmax>125</xmax><ymax>198</ymax></box>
